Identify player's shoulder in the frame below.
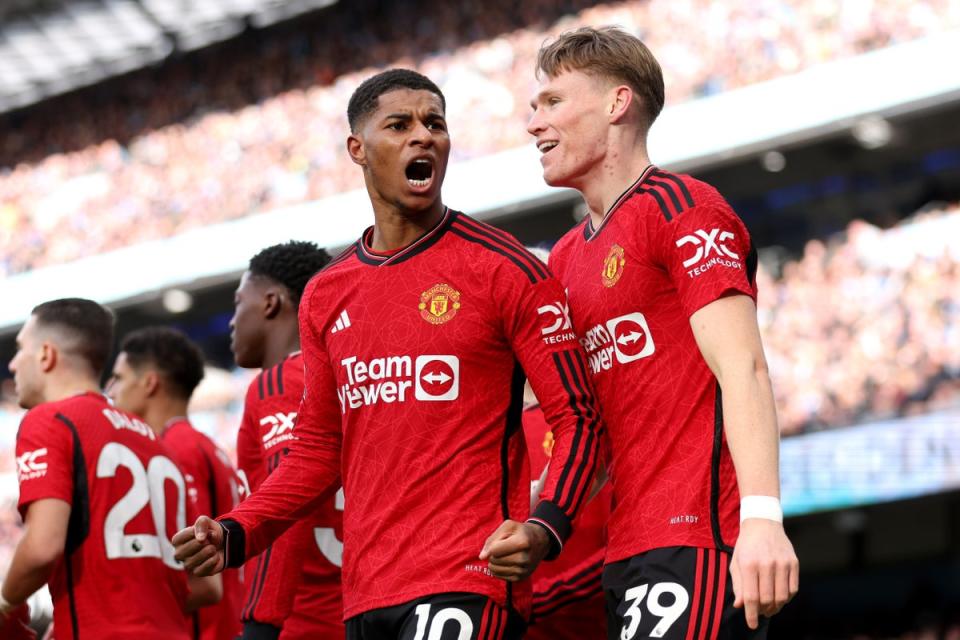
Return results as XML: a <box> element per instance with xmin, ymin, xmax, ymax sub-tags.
<box><xmin>553</xmin><ymin>219</ymin><xmax>589</xmax><ymax>258</ymax></box>
<box><xmin>22</xmin><ymin>392</ymin><xmax>104</xmax><ymax>431</ymax></box>
<box><xmin>247</xmin><ymin>354</ymin><xmax>300</xmax><ymax>407</ymax></box>
<box><xmin>633</xmin><ymin>168</ymin><xmax>734</xmax><ymax>225</ymax></box>
<box><xmin>163</xmin><ymin>419</ymin><xmax>202</xmax><ymax>445</ymax></box>
<box><xmin>18</xmin><ymin>400</ymin><xmax>62</xmax><ymax>435</ymax></box>
<box><xmin>301</xmin><ymin>242</ymin><xmax>361</xmax><ymax>303</ymax></box>
<box><xmin>447</xmin><ymin>210</ymin><xmax>552</xmax><ymax>284</ymax></box>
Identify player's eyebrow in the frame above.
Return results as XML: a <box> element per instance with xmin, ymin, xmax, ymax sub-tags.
<box><xmin>383</xmin><ymin>112</ymin><xmax>413</xmax><ymax>121</ymax></box>
<box><xmin>529</xmin><ymin>90</ymin><xmax>554</xmax><ymax>110</ymax></box>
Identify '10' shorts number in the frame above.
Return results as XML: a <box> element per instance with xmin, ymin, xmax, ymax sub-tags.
<box><xmin>413</xmin><ymin>604</ymin><xmax>473</xmax><ymax>640</ymax></box>
<box><xmin>621</xmin><ymin>582</ymin><xmax>690</xmax><ymax>639</ymax></box>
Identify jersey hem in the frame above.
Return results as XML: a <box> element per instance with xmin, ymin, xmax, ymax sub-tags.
<box><xmin>342</xmin><ymin>583</ymin><xmax>517</xmax><ymax>621</ymax></box>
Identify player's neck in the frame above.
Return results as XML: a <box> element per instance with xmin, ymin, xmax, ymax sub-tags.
<box><xmin>582</xmin><ymin>141</ymin><xmax>652</xmax><ymax>228</ymax></box>
<box><xmin>142</xmin><ymin>398</ymin><xmax>190</xmax><ymax>437</ymax></box>
<box><xmin>262</xmin><ymin>322</ymin><xmax>300</xmax><ymax>370</ymax></box>
<box><xmin>42</xmin><ymin>372</ymin><xmax>101</xmax><ymax>404</ymax></box>
<box><xmin>369</xmin><ymin>199</ymin><xmax>445</xmax><ymax>252</ymax></box>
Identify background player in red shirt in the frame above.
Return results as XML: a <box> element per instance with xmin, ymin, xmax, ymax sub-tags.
<box><xmin>1</xmin><ymin>298</ymin><xmax>220</xmax><ymax>640</ymax></box>
<box><xmin>528</xmin><ymin>28</ymin><xmax>799</xmax><ymax>638</ymax></box>
<box><xmin>107</xmin><ymin>326</ymin><xmax>241</xmax><ymax>640</ymax></box>
<box><xmin>229</xmin><ymin>240</ymin><xmax>342</xmax><ymax>640</ymax></box>
<box><xmin>173</xmin><ymin>69</ymin><xmax>603</xmax><ymax>640</ymax></box>
<box><xmin>521</xmin><ymin>390</ymin><xmax>610</xmax><ymax>640</ymax></box>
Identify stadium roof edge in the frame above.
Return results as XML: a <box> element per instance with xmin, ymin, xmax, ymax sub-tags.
<box><xmin>2</xmin><ymin>29</ymin><xmax>960</xmax><ymax>333</ymax></box>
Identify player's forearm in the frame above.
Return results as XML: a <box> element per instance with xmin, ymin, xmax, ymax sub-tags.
<box><xmin>221</xmin><ymin>456</ymin><xmax>339</xmax><ymax>564</ymax></box>
<box><xmin>2</xmin><ymin>534</ymin><xmax>60</xmax><ymax>605</ymax></box>
<box><xmin>717</xmin><ymin>354</ymin><xmax>781</xmax><ymax>498</ymax></box>
<box><xmin>529</xmin><ymin>350</ymin><xmax>603</xmax><ymax>555</ymax></box>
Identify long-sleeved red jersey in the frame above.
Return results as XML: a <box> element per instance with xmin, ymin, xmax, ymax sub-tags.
<box><xmin>220</xmin><ymin>209</ymin><xmax>602</xmax><ymax>620</ymax></box>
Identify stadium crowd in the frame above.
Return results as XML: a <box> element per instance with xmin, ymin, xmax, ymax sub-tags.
<box><xmin>2</xmin><ymin>0</ymin><xmax>959</xmax><ymax>276</ymax></box>
<box><xmin>760</xmin><ymin>204</ymin><xmax>960</xmax><ymax>434</ymax></box>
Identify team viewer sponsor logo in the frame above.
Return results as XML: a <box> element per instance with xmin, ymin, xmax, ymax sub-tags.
<box><xmin>17</xmin><ymin>448</ymin><xmax>48</xmax><ymax>481</ymax></box>
<box><xmin>675</xmin><ymin>228</ymin><xmax>742</xmax><ymax>278</ymax></box>
<box><xmin>337</xmin><ymin>354</ymin><xmax>460</xmax><ymax>412</ymax></box>
<box><xmin>537</xmin><ymin>299</ymin><xmax>577</xmax><ymax>346</ymax></box>
<box><xmin>580</xmin><ymin>312</ymin><xmax>655</xmax><ymax>374</ymax></box>
<box><xmin>261</xmin><ymin>411</ymin><xmax>297</xmax><ymax>449</ymax></box>
<box><xmin>415</xmin><ymin>355</ymin><xmax>459</xmax><ymax>401</ymax></box>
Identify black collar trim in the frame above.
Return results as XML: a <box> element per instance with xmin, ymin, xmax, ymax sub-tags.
<box><xmin>356</xmin><ymin>207</ymin><xmax>455</xmax><ymax>266</ymax></box>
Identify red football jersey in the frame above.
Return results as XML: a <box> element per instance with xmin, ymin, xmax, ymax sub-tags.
<box><xmin>15</xmin><ymin>392</ymin><xmax>191</xmax><ymax>640</ymax></box>
<box><xmin>522</xmin><ymin>404</ymin><xmax>608</xmax><ymax>639</ymax></box>
<box><xmin>549</xmin><ymin>166</ymin><xmax>758</xmax><ymax>564</ymax></box>
<box><xmin>222</xmin><ymin>209</ymin><xmax>603</xmax><ymax>620</ymax></box>
<box><xmin>235</xmin><ymin>353</ymin><xmax>344</xmax><ymax>633</ymax></box>
<box><xmin>162</xmin><ymin>419</ymin><xmax>244</xmax><ymax>640</ymax></box>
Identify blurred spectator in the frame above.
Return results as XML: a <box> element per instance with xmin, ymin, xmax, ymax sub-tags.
<box><xmin>759</xmin><ymin>204</ymin><xmax>960</xmax><ymax>434</ymax></box>
<box><xmin>2</xmin><ymin>0</ymin><xmax>959</xmax><ymax>275</ymax></box>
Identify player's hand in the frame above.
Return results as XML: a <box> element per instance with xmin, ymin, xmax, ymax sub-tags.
<box><xmin>172</xmin><ymin>515</ymin><xmax>227</xmax><ymax>576</ymax></box>
<box><xmin>0</xmin><ymin>602</ymin><xmax>37</xmax><ymax>639</ymax></box>
<box><xmin>479</xmin><ymin>520</ymin><xmax>551</xmax><ymax>582</ymax></box>
<box><xmin>730</xmin><ymin>519</ymin><xmax>799</xmax><ymax>629</ymax></box>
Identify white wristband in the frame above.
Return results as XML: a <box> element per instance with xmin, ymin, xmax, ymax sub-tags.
<box><xmin>740</xmin><ymin>496</ymin><xmax>783</xmax><ymax>523</ymax></box>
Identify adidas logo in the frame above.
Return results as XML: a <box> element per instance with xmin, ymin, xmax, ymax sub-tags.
<box><xmin>330</xmin><ymin>309</ymin><xmax>352</xmax><ymax>334</ymax></box>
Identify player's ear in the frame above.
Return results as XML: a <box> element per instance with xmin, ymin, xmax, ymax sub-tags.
<box><xmin>264</xmin><ymin>290</ymin><xmax>283</xmax><ymax>320</ymax></box>
<box><xmin>39</xmin><ymin>341</ymin><xmax>58</xmax><ymax>373</ymax></box>
<box><xmin>144</xmin><ymin>371</ymin><xmax>161</xmax><ymax>397</ymax></box>
<box><xmin>347</xmin><ymin>133</ymin><xmax>366</xmax><ymax>166</ymax></box>
<box><xmin>608</xmin><ymin>85</ymin><xmax>634</xmax><ymax>124</ymax></box>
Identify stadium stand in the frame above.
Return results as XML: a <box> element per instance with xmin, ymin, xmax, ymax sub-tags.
<box><xmin>2</xmin><ymin>0</ymin><xmax>959</xmax><ymax>276</ymax></box>
<box><xmin>0</xmin><ymin>0</ymin><xmax>336</xmax><ymax>112</ymax></box>
<box><xmin>761</xmin><ymin>204</ymin><xmax>960</xmax><ymax>434</ymax></box>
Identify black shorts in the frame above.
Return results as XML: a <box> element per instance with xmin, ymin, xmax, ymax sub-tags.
<box><xmin>241</xmin><ymin>620</ymin><xmax>281</xmax><ymax>640</ymax></box>
<box><xmin>603</xmin><ymin>547</ymin><xmax>769</xmax><ymax>640</ymax></box>
<box><xmin>345</xmin><ymin>592</ymin><xmax>525</xmax><ymax>640</ymax></box>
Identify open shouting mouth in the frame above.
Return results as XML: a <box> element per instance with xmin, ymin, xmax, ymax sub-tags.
<box><xmin>405</xmin><ymin>157</ymin><xmax>434</xmax><ymax>191</ymax></box>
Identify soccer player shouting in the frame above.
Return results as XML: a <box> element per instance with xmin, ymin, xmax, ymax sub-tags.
<box><xmin>528</xmin><ymin>28</ymin><xmax>799</xmax><ymax>638</ymax></box>
<box><xmin>2</xmin><ymin>299</ymin><xmax>219</xmax><ymax>640</ymax></box>
<box><xmin>174</xmin><ymin>69</ymin><xmax>602</xmax><ymax>639</ymax></box>
<box><xmin>107</xmin><ymin>327</ymin><xmax>241</xmax><ymax>640</ymax></box>
<box><xmin>230</xmin><ymin>241</ymin><xmax>343</xmax><ymax>640</ymax></box>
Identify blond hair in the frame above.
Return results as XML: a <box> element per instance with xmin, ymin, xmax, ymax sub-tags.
<box><xmin>537</xmin><ymin>26</ymin><xmax>665</xmax><ymax>127</ymax></box>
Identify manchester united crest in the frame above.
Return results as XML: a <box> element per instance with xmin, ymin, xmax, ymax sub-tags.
<box><xmin>601</xmin><ymin>244</ymin><xmax>626</xmax><ymax>287</ymax></box>
<box><xmin>418</xmin><ymin>283</ymin><xmax>462</xmax><ymax>325</ymax></box>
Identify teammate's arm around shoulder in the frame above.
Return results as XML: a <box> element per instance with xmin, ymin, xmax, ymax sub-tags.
<box><xmin>690</xmin><ymin>294</ymin><xmax>799</xmax><ymax>629</ymax></box>
<box><xmin>481</xmin><ymin>256</ymin><xmax>603</xmax><ymax>581</ymax></box>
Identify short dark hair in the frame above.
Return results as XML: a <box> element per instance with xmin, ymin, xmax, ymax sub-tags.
<box><xmin>32</xmin><ymin>298</ymin><xmax>115</xmax><ymax>377</ymax></box>
<box><xmin>248</xmin><ymin>240</ymin><xmax>331</xmax><ymax>306</ymax></box>
<box><xmin>120</xmin><ymin>327</ymin><xmax>205</xmax><ymax>401</ymax></box>
<box><xmin>347</xmin><ymin>68</ymin><xmax>446</xmax><ymax>132</ymax></box>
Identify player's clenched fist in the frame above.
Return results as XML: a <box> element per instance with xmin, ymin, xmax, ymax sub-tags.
<box><xmin>479</xmin><ymin>520</ymin><xmax>551</xmax><ymax>582</ymax></box>
<box><xmin>173</xmin><ymin>515</ymin><xmax>228</xmax><ymax>576</ymax></box>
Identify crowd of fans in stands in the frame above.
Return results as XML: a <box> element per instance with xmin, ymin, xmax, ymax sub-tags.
<box><xmin>2</xmin><ymin>0</ymin><xmax>958</xmax><ymax>275</ymax></box>
<box><xmin>760</xmin><ymin>204</ymin><xmax>960</xmax><ymax>434</ymax></box>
